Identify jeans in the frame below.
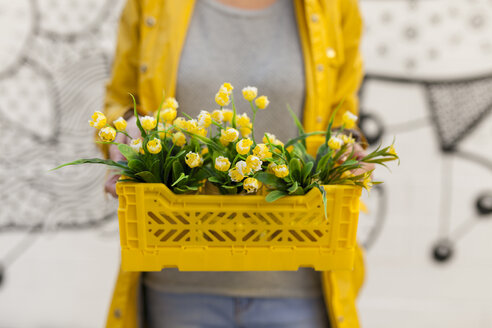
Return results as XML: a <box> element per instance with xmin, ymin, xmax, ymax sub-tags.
<box><xmin>143</xmin><ymin>285</ymin><xmax>330</xmax><ymax>328</ymax></box>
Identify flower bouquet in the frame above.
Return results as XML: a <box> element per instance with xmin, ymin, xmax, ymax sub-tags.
<box><xmin>54</xmin><ymin>83</ymin><xmax>398</xmax><ymax>271</ymax></box>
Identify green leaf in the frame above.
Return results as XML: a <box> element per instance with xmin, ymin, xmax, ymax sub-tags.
<box><xmin>150</xmin><ymin>159</ymin><xmax>162</xmax><ymax>182</ymax></box>
<box><xmin>290</xmin><ymin>186</ymin><xmax>305</xmax><ymax>195</ymax></box>
<box><xmin>118</xmin><ymin>144</ymin><xmax>137</xmax><ymax>161</ymax></box>
<box><xmin>51</xmin><ymin>158</ymin><xmax>127</xmax><ymax>171</ymax></box>
<box><xmin>184</xmin><ymin>131</ymin><xmax>223</xmax><ymax>153</ymax></box>
<box><xmin>135</xmin><ymin>171</ymin><xmax>159</xmax><ymax>183</ymax></box>
<box><xmin>265</xmin><ymin>190</ymin><xmax>288</xmax><ymax>202</ymax></box>
<box><xmin>255</xmin><ymin>172</ymin><xmax>287</xmax><ymax>189</ymax></box>
<box><xmin>317</xmin><ymin>184</ymin><xmax>328</xmax><ymax>219</ymax></box>
<box><xmin>172</xmin><ymin>160</ymin><xmax>184</xmax><ymax>182</ymax></box>
<box><xmin>208</xmin><ymin>176</ymin><xmax>223</xmax><ymax>184</ymax></box>
<box><xmin>171</xmin><ymin>172</ymin><xmax>187</xmax><ymax>186</ymax></box>
<box><xmin>221</xmin><ymin>184</ymin><xmax>239</xmax><ymax>190</ymax></box>
<box><xmin>316</xmin><ymin>143</ymin><xmax>329</xmax><ymax>163</ymax></box>
<box><xmin>128</xmin><ymin>159</ymin><xmax>146</xmax><ymax>172</ymax></box>
<box><xmin>120</xmin><ymin>170</ymin><xmax>139</xmax><ymax>178</ymax></box>
<box><xmin>289</xmin><ymin>158</ymin><xmax>302</xmax><ymax>181</ymax></box>
<box><xmin>284</xmin><ymin>131</ymin><xmax>325</xmax><ymax>148</ymax></box>
<box><xmin>286</xmin><ymin>103</ymin><xmax>305</xmax><ymax>141</ymax></box>
<box><xmin>316</xmin><ymin>152</ymin><xmax>332</xmax><ymax>173</ymax></box>
<box><xmin>154</xmin><ymin>94</ymin><xmax>166</xmax><ymax>130</ymax></box>
<box><xmin>301</xmin><ymin>161</ymin><xmax>314</xmax><ymax>184</ymax></box>
<box><xmin>129</xmin><ymin>93</ymin><xmax>147</xmax><ymax>138</ymax></box>
<box><xmin>192</xmin><ymin>168</ymin><xmax>210</xmax><ymax>181</ymax></box>
<box><xmin>287</xmin><ymin>181</ymin><xmax>298</xmax><ymax>193</ymax></box>
<box><xmin>325</xmin><ymin>97</ymin><xmax>346</xmax><ymax>142</ymax></box>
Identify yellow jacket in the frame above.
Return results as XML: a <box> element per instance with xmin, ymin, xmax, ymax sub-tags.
<box><xmin>104</xmin><ymin>0</ymin><xmax>365</xmax><ymax>327</ymax></box>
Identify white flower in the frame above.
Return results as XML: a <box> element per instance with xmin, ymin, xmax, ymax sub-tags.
<box><xmin>235</xmin><ymin>160</ymin><xmax>251</xmax><ymax>176</ymax></box>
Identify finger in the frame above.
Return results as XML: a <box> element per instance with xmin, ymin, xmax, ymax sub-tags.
<box><xmin>126</xmin><ymin>116</ymin><xmax>141</xmax><ymax>139</ymax></box>
<box><xmin>104</xmin><ymin>174</ymin><xmax>120</xmax><ymax>198</ymax></box>
<box><xmin>109</xmin><ymin>134</ymin><xmax>128</xmax><ymax>162</ymax></box>
<box><xmin>352</xmin><ymin>162</ymin><xmax>375</xmax><ymax>177</ymax></box>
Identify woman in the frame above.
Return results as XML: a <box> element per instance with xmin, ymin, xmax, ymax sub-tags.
<box><xmin>103</xmin><ymin>0</ymin><xmax>366</xmax><ymax>327</ymax></box>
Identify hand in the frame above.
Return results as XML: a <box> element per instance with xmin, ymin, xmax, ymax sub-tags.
<box><xmin>347</xmin><ymin>142</ymin><xmax>375</xmax><ymax>177</ymax></box>
<box><xmin>104</xmin><ymin>116</ymin><xmax>140</xmax><ymax>198</ymax></box>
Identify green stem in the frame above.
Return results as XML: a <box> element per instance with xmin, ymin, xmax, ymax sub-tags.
<box><xmin>249</xmin><ymin>101</ymin><xmax>258</xmax><ymax>145</ymax></box>
<box><xmin>231</xmin><ymin>93</ymin><xmax>237</xmax><ymax>129</ymax></box>
<box><xmin>231</xmin><ymin>154</ymin><xmax>241</xmax><ymax>167</ymax></box>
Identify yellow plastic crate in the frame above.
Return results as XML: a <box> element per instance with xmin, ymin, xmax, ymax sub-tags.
<box><xmin>116</xmin><ymin>182</ymin><xmax>361</xmax><ymax>272</ymax></box>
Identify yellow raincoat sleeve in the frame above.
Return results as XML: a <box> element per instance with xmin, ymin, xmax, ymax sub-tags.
<box><xmin>339</xmin><ymin>0</ymin><xmax>366</xmax><ymax>296</ymax></box>
<box><xmin>333</xmin><ymin>0</ymin><xmax>364</xmax><ymax>126</ymax></box>
<box><xmin>335</xmin><ymin>0</ymin><xmax>366</xmax><ymax>296</ymax></box>
<box><xmin>99</xmin><ymin>0</ymin><xmax>141</xmax><ymax>157</ymax></box>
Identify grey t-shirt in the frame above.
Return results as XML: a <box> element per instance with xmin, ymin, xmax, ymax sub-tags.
<box><xmin>144</xmin><ymin>0</ymin><xmax>322</xmax><ymax>298</ymax></box>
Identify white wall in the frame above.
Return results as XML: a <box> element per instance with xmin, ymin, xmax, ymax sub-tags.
<box><xmin>0</xmin><ymin>0</ymin><xmax>491</xmax><ymax>327</ymax></box>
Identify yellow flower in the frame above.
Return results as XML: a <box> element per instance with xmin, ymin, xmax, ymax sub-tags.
<box><xmin>243</xmin><ymin>178</ymin><xmax>262</xmax><ymax>194</ymax></box>
<box><xmin>196</xmin><ymin>128</ymin><xmax>208</xmax><ymax>137</ymax></box>
<box><xmin>113</xmin><ymin>117</ymin><xmax>127</xmax><ymax>131</ymax></box>
<box><xmin>161</xmin><ymin>108</ymin><xmax>177</xmax><ymax>123</ymax></box>
<box><xmin>253</xmin><ymin>144</ymin><xmax>272</xmax><ymax>160</ymax></box>
<box><xmin>88</xmin><ymin>111</ymin><xmax>106</xmax><ymax>129</ymax></box>
<box><xmin>362</xmin><ymin>177</ymin><xmax>373</xmax><ymax>191</ymax></box>
<box><xmin>198</xmin><ymin>110</ymin><xmax>212</xmax><ymax>128</ymax></box>
<box><xmin>341</xmin><ymin>171</ymin><xmax>355</xmax><ymax>179</ymax></box>
<box><xmin>267</xmin><ymin>162</ymin><xmax>277</xmax><ymax>173</ymax></box>
<box><xmin>273</xmin><ymin>164</ymin><xmax>289</xmax><ymax>178</ymax></box>
<box><xmin>173</xmin><ymin>117</ymin><xmax>187</xmax><ymax>130</ymax></box>
<box><xmin>98</xmin><ymin>126</ymin><xmax>116</xmax><ymax>142</ymax></box>
<box><xmin>163</xmin><ymin>97</ymin><xmax>179</xmax><ymax>110</ymax></box>
<box><xmin>236</xmin><ymin>113</ymin><xmax>251</xmax><ymax>128</ymax></box>
<box><xmin>201</xmin><ymin>147</ymin><xmax>209</xmax><ymax>156</ymax></box>
<box><xmin>172</xmin><ymin>131</ymin><xmax>186</xmax><ymax>146</ymax></box>
<box><xmin>185</xmin><ymin>152</ymin><xmax>203</xmax><ymax>168</ymax></box>
<box><xmin>228</xmin><ymin>168</ymin><xmax>244</xmax><ymax>182</ymax></box>
<box><xmin>214</xmin><ymin>156</ymin><xmax>231</xmax><ymax>172</ymax></box>
<box><xmin>130</xmin><ymin>138</ymin><xmax>144</xmax><ymax>154</ymax></box>
<box><xmin>211</xmin><ymin>110</ymin><xmax>224</xmax><ymax>124</ymax></box>
<box><xmin>342</xmin><ymin>112</ymin><xmax>358</xmax><ymax>129</ymax></box>
<box><xmin>255</xmin><ymin>95</ymin><xmax>269</xmax><ymax>109</ymax></box>
<box><xmin>235</xmin><ymin>160</ymin><xmax>252</xmax><ymax>176</ymax></box>
<box><xmin>219</xmin><ymin>133</ymin><xmax>230</xmax><ymax>146</ymax></box>
<box><xmin>340</xmin><ymin>134</ymin><xmax>355</xmax><ymax>145</ymax></box>
<box><xmin>242</xmin><ymin>86</ymin><xmax>258</xmax><ymax>101</ymax></box>
<box><xmin>185</xmin><ymin>119</ymin><xmax>199</xmax><ymax>134</ymax></box>
<box><xmin>239</xmin><ymin>125</ymin><xmax>252</xmax><ymax>138</ymax></box>
<box><xmin>221</xmin><ymin>82</ymin><xmax>234</xmax><ymax>94</ymax></box>
<box><xmin>222</xmin><ymin>109</ymin><xmax>233</xmax><ymax>123</ymax></box>
<box><xmin>215</xmin><ymin>91</ymin><xmax>230</xmax><ymax>107</ymax></box>
<box><xmin>140</xmin><ymin>116</ymin><xmax>157</xmax><ymax>130</ymax></box>
<box><xmin>246</xmin><ymin>155</ymin><xmax>262</xmax><ymax>172</ymax></box>
<box><xmin>388</xmin><ymin>144</ymin><xmax>397</xmax><ymax>156</ymax></box>
<box><xmin>146</xmin><ymin>138</ymin><xmax>162</xmax><ymax>154</ymax></box>
<box><xmin>221</xmin><ymin>128</ymin><xmax>239</xmax><ymax>143</ymax></box>
<box><xmin>328</xmin><ymin>136</ymin><xmax>343</xmax><ymax>150</ymax></box>
<box><xmin>236</xmin><ymin>138</ymin><xmax>253</xmax><ymax>155</ymax></box>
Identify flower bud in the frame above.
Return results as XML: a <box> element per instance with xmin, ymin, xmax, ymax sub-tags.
<box><xmin>242</xmin><ymin>86</ymin><xmax>258</xmax><ymax>101</ymax></box>
<box><xmin>243</xmin><ymin>178</ymin><xmax>261</xmax><ymax>193</ymax></box>
<box><xmin>89</xmin><ymin>111</ymin><xmax>107</xmax><ymax>129</ymax></box>
<box><xmin>98</xmin><ymin>126</ymin><xmax>116</xmax><ymax>142</ymax></box>
<box><xmin>146</xmin><ymin>138</ymin><xmax>162</xmax><ymax>154</ymax></box>
<box><xmin>255</xmin><ymin>95</ymin><xmax>269</xmax><ymax>109</ymax></box>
